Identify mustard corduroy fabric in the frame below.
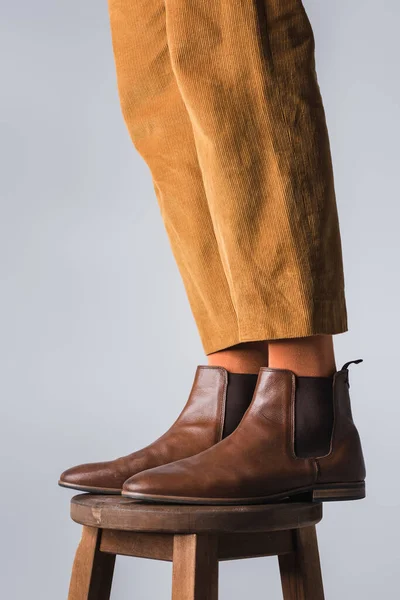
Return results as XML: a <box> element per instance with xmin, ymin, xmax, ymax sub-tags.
<box><xmin>108</xmin><ymin>0</ymin><xmax>348</xmax><ymax>354</ymax></box>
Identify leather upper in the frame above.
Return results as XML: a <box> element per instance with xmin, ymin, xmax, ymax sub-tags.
<box><xmin>122</xmin><ymin>366</ymin><xmax>365</xmax><ymax>501</ymax></box>
<box><xmin>317</xmin><ymin>369</ymin><xmax>366</xmax><ymax>483</ymax></box>
<box><xmin>59</xmin><ymin>366</ymin><xmax>255</xmax><ymax>491</ymax></box>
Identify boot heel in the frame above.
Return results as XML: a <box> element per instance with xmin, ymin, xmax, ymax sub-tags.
<box><xmin>312</xmin><ymin>481</ymin><xmax>366</xmax><ymax>503</ymax></box>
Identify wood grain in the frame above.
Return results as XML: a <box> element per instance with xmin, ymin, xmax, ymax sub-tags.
<box><xmin>70</xmin><ymin>494</ymin><xmax>322</xmax><ymax>534</ymax></box>
<box><xmin>68</xmin><ymin>526</ymin><xmax>115</xmax><ymax>600</ymax></box>
<box><xmin>279</xmin><ymin>525</ymin><xmax>325</xmax><ymax>600</ymax></box>
<box><xmin>172</xmin><ymin>535</ymin><xmax>218</xmax><ymax>600</ymax></box>
<box><xmin>66</xmin><ymin>496</ymin><xmax>326</xmax><ymax>600</ymax></box>
<box><xmin>100</xmin><ymin>530</ymin><xmax>173</xmax><ymax>561</ymax></box>
<box><xmin>218</xmin><ymin>530</ymin><xmax>293</xmax><ymax>561</ymax></box>
<box><xmin>98</xmin><ymin>529</ymin><xmax>293</xmax><ymax>562</ymax></box>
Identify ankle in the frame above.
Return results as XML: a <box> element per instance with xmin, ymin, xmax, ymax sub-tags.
<box><xmin>268</xmin><ymin>335</ymin><xmax>336</xmax><ymax>377</ymax></box>
<box><xmin>207</xmin><ymin>341</ymin><xmax>268</xmax><ymax>374</ymax></box>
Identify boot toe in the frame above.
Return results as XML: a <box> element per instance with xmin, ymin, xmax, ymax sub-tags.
<box><xmin>122</xmin><ymin>462</ymin><xmax>193</xmax><ymax>501</ymax></box>
<box><xmin>121</xmin><ymin>456</ymin><xmax>222</xmax><ymax>502</ymax></box>
<box><xmin>59</xmin><ymin>461</ymin><xmax>124</xmax><ymax>494</ymax></box>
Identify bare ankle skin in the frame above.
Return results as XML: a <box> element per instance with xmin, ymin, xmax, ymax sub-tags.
<box><xmin>268</xmin><ymin>335</ymin><xmax>336</xmax><ymax>377</ymax></box>
<box><xmin>208</xmin><ymin>335</ymin><xmax>336</xmax><ymax>377</ymax></box>
<box><xmin>208</xmin><ymin>341</ymin><xmax>268</xmax><ymax>373</ymax></box>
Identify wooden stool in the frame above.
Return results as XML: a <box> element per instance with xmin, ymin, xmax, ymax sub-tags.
<box><xmin>68</xmin><ymin>494</ymin><xmax>325</xmax><ymax>600</ymax></box>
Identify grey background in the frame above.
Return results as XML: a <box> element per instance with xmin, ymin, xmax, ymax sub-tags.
<box><xmin>1</xmin><ymin>0</ymin><xmax>399</xmax><ymax>598</ymax></box>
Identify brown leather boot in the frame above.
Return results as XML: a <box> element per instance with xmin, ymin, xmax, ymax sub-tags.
<box><xmin>58</xmin><ymin>367</ymin><xmax>258</xmax><ymax>493</ymax></box>
<box><xmin>122</xmin><ymin>361</ymin><xmax>366</xmax><ymax>504</ymax></box>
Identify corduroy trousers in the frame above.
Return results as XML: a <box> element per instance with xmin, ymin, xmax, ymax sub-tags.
<box><xmin>108</xmin><ymin>0</ymin><xmax>348</xmax><ymax>354</ymax></box>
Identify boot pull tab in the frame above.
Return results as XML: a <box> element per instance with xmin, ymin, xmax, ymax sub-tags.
<box><xmin>341</xmin><ymin>359</ymin><xmax>363</xmax><ymax>371</ymax></box>
<box><xmin>340</xmin><ymin>359</ymin><xmax>363</xmax><ymax>387</ymax></box>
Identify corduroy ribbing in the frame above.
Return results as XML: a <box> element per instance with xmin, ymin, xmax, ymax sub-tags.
<box><xmin>108</xmin><ymin>0</ymin><xmax>348</xmax><ymax>354</ymax></box>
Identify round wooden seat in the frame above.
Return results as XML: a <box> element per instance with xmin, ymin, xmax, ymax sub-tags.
<box><xmin>71</xmin><ymin>493</ymin><xmax>322</xmax><ymax>533</ymax></box>
<box><xmin>67</xmin><ymin>495</ymin><xmax>325</xmax><ymax>600</ymax></box>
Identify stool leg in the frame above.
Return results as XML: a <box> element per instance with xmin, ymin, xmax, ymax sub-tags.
<box><xmin>278</xmin><ymin>525</ymin><xmax>325</xmax><ymax>600</ymax></box>
<box><xmin>68</xmin><ymin>526</ymin><xmax>116</xmax><ymax>600</ymax></box>
<box><xmin>172</xmin><ymin>534</ymin><xmax>218</xmax><ymax>600</ymax></box>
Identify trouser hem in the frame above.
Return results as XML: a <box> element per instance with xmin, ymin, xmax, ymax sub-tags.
<box><xmin>203</xmin><ymin>305</ymin><xmax>348</xmax><ymax>355</ymax></box>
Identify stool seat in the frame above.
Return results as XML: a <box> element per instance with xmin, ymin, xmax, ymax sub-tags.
<box><xmin>67</xmin><ymin>495</ymin><xmax>326</xmax><ymax>600</ymax></box>
<box><xmin>71</xmin><ymin>493</ymin><xmax>322</xmax><ymax>533</ymax></box>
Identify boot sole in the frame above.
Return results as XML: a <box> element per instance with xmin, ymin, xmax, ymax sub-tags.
<box><xmin>121</xmin><ymin>481</ymin><xmax>365</xmax><ymax>505</ymax></box>
<box><xmin>58</xmin><ymin>480</ymin><xmax>121</xmax><ymax>494</ymax></box>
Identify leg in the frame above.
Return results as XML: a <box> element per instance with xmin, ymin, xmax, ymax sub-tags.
<box><xmin>279</xmin><ymin>526</ymin><xmax>325</xmax><ymax>600</ymax></box>
<box><xmin>164</xmin><ymin>0</ymin><xmax>347</xmax><ymax>346</ymax></box>
<box><xmin>208</xmin><ymin>340</ymin><xmax>268</xmax><ymax>373</ymax></box>
<box><xmin>208</xmin><ymin>334</ymin><xmax>335</xmax><ymax>377</ymax></box>
<box><xmin>108</xmin><ymin>0</ymin><xmax>239</xmax><ymax>355</ymax></box>
<box><xmin>172</xmin><ymin>534</ymin><xmax>218</xmax><ymax>600</ymax></box>
<box><xmin>268</xmin><ymin>334</ymin><xmax>336</xmax><ymax>376</ymax></box>
<box><xmin>68</xmin><ymin>526</ymin><xmax>115</xmax><ymax>600</ymax></box>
